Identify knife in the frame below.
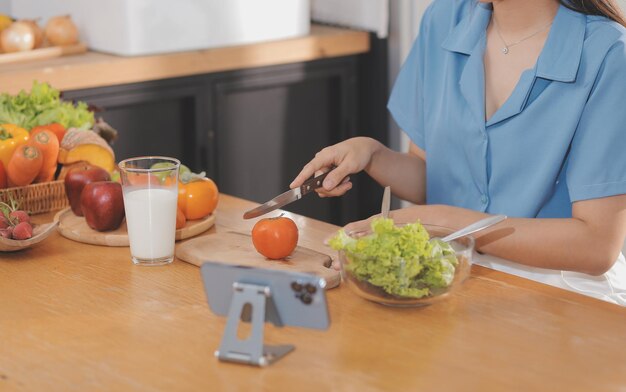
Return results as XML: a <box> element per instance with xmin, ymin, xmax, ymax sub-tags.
<box><xmin>243</xmin><ymin>170</ymin><xmax>332</xmax><ymax>219</ymax></box>
<box><xmin>381</xmin><ymin>186</ymin><xmax>390</xmax><ymax>219</ymax></box>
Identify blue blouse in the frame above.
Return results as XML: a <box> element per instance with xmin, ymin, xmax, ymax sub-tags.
<box><xmin>388</xmin><ymin>0</ymin><xmax>626</xmax><ymax>218</ymax></box>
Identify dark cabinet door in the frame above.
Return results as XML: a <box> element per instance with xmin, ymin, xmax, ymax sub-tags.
<box><xmin>206</xmin><ymin>58</ymin><xmax>359</xmax><ymax>225</ymax></box>
<box><xmin>62</xmin><ymin>78</ymin><xmax>209</xmax><ymax>173</ymax></box>
<box><xmin>62</xmin><ymin>42</ymin><xmax>388</xmax><ymax>225</ymax></box>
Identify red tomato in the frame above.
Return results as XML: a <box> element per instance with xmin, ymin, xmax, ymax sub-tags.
<box><xmin>178</xmin><ymin>178</ymin><xmax>219</xmax><ymax>220</ymax></box>
<box><xmin>251</xmin><ymin>215</ymin><xmax>299</xmax><ymax>260</ymax></box>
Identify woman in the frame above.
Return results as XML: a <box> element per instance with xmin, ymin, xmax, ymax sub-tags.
<box><xmin>290</xmin><ymin>0</ymin><xmax>626</xmax><ymax>304</ymax></box>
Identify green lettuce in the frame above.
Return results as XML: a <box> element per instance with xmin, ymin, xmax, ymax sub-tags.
<box><xmin>0</xmin><ymin>81</ymin><xmax>94</xmax><ymax>130</ymax></box>
<box><xmin>329</xmin><ymin>218</ymin><xmax>458</xmax><ymax>299</ymax></box>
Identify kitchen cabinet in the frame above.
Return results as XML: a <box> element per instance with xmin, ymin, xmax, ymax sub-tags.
<box><xmin>62</xmin><ymin>35</ymin><xmax>388</xmax><ymax>225</ymax></box>
<box><xmin>62</xmin><ymin>78</ymin><xmax>209</xmax><ymax>170</ymax></box>
<box><xmin>207</xmin><ymin>58</ymin><xmax>356</xmax><ymax>224</ymax></box>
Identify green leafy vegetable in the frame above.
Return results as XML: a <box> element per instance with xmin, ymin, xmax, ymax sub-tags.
<box><xmin>0</xmin><ymin>81</ymin><xmax>94</xmax><ymax>130</ymax></box>
<box><xmin>329</xmin><ymin>218</ymin><xmax>458</xmax><ymax>299</ymax></box>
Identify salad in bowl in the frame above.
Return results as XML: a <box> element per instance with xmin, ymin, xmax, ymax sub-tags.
<box><xmin>330</xmin><ymin>218</ymin><xmax>473</xmax><ymax>307</ymax></box>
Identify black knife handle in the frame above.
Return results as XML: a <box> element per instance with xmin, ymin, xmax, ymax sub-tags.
<box><xmin>300</xmin><ymin>170</ymin><xmax>332</xmax><ymax>196</ymax></box>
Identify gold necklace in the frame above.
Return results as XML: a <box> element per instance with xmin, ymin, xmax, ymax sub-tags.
<box><xmin>492</xmin><ymin>17</ymin><xmax>553</xmax><ymax>54</ymax></box>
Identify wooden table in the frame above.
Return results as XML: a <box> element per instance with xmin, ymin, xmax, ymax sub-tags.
<box><xmin>2</xmin><ymin>195</ymin><xmax>625</xmax><ymax>391</ymax></box>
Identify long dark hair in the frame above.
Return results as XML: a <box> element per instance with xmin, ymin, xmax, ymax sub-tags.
<box><xmin>561</xmin><ymin>0</ymin><xmax>626</xmax><ymax>27</ymax></box>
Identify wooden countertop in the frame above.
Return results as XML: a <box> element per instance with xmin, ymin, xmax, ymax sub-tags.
<box><xmin>1</xmin><ymin>194</ymin><xmax>626</xmax><ymax>391</ymax></box>
<box><xmin>0</xmin><ymin>25</ymin><xmax>370</xmax><ymax>95</ymax></box>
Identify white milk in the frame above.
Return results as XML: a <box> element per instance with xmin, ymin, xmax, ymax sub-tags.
<box><xmin>123</xmin><ymin>187</ymin><xmax>178</xmax><ymax>261</ymax></box>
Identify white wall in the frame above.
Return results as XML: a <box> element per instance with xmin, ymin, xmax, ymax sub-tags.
<box><xmin>0</xmin><ymin>0</ymin><xmax>10</xmax><ymax>14</ymax></box>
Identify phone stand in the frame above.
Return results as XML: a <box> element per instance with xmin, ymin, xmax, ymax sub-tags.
<box><xmin>215</xmin><ymin>282</ymin><xmax>294</xmax><ymax>367</ymax></box>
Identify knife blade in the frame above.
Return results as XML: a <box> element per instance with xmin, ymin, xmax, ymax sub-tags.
<box><xmin>243</xmin><ymin>170</ymin><xmax>332</xmax><ymax>219</ymax></box>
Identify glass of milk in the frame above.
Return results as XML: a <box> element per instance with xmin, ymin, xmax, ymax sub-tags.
<box><xmin>118</xmin><ymin>156</ymin><xmax>180</xmax><ymax>266</ymax></box>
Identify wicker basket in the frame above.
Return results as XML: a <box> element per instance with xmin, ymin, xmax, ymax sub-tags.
<box><xmin>0</xmin><ymin>181</ymin><xmax>68</xmax><ymax>215</ymax></box>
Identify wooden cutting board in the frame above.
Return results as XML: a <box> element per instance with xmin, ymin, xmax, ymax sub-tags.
<box><xmin>0</xmin><ymin>43</ymin><xmax>87</xmax><ymax>65</ymax></box>
<box><xmin>55</xmin><ymin>207</ymin><xmax>215</xmax><ymax>247</ymax></box>
<box><xmin>176</xmin><ymin>231</ymin><xmax>340</xmax><ymax>289</ymax></box>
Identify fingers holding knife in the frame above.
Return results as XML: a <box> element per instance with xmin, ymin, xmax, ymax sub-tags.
<box><xmin>244</xmin><ymin>161</ymin><xmax>353</xmax><ymax>220</ymax></box>
<box><xmin>314</xmin><ymin>173</ymin><xmax>352</xmax><ymax>198</ymax></box>
<box><xmin>290</xmin><ymin>159</ymin><xmax>354</xmax><ymax>198</ymax></box>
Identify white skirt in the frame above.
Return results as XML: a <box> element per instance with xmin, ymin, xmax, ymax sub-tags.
<box><xmin>474</xmin><ymin>252</ymin><xmax>626</xmax><ymax>306</ymax></box>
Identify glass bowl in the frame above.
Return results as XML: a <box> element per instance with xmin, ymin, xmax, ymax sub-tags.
<box><xmin>338</xmin><ymin>224</ymin><xmax>474</xmax><ymax>307</ymax></box>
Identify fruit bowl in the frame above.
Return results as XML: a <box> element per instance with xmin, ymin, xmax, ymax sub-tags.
<box><xmin>336</xmin><ymin>223</ymin><xmax>474</xmax><ymax>307</ymax></box>
<box><xmin>0</xmin><ymin>220</ymin><xmax>59</xmax><ymax>252</ymax></box>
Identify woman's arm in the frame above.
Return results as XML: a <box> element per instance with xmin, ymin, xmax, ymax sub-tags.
<box><xmin>365</xmin><ymin>140</ymin><xmax>426</xmax><ymax>204</ymax></box>
<box><xmin>290</xmin><ymin>137</ymin><xmax>427</xmax><ymax>204</ymax></box>
<box><xmin>345</xmin><ymin>194</ymin><xmax>626</xmax><ymax>275</ymax></box>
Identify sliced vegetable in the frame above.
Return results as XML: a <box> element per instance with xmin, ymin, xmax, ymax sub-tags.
<box><xmin>58</xmin><ymin>128</ymin><xmax>115</xmax><ymax>173</ymax></box>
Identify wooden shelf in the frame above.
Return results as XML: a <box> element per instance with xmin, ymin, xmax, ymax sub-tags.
<box><xmin>0</xmin><ymin>25</ymin><xmax>370</xmax><ymax>94</ymax></box>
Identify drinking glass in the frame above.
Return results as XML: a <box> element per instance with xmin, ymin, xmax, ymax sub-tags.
<box><xmin>118</xmin><ymin>156</ymin><xmax>180</xmax><ymax>266</ymax></box>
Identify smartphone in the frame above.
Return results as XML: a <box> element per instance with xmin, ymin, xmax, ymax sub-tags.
<box><xmin>200</xmin><ymin>261</ymin><xmax>330</xmax><ymax>330</ymax></box>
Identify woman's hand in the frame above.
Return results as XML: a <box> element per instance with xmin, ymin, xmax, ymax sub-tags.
<box><xmin>290</xmin><ymin>137</ymin><xmax>382</xmax><ymax>197</ymax></box>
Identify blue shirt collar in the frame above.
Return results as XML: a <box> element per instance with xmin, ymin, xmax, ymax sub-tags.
<box><xmin>442</xmin><ymin>2</ymin><xmax>492</xmax><ymax>55</ymax></box>
<box><xmin>442</xmin><ymin>3</ymin><xmax>587</xmax><ymax>82</ymax></box>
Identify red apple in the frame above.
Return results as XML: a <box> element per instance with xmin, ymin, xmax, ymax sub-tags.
<box><xmin>80</xmin><ymin>181</ymin><xmax>125</xmax><ymax>232</ymax></box>
<box><xmin>64</xmin><ymin>164</ymin><xmax>111</xmax><ymax>216</ymax></box>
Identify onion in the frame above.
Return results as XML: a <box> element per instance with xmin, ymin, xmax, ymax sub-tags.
<box><xmin>19</xmin><ymin>19</ymin><xmax>44</xmax><ymax>48</ymax></box>
<box><xmin>45</xmin><ymin>15</ymin><xmax>78</xmax><ymax>46</ymax></box>
<box><xmin>0</xmin><ymin>22</ymin><xmax>35</xmax><ymax>53</ymax></box>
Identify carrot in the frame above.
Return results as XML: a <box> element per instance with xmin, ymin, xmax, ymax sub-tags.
<box><xmin>7</xmin><ymin>145</ymin><xmax>43</xmax><ymax>187</ymax></box>
<box><xmin>31</xmin><ymin>123</ymin><xmax>67</xmax><ymax>144</ymax></box>
<box><xmin>28</xmin><ymin>130</ymin><xmax>60</xmax><ymax>183</ymax></box>
<box><xmin>0</xmin><ymin>161</ymin><xmax>7</xmax><ymax>189</ymax></box>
